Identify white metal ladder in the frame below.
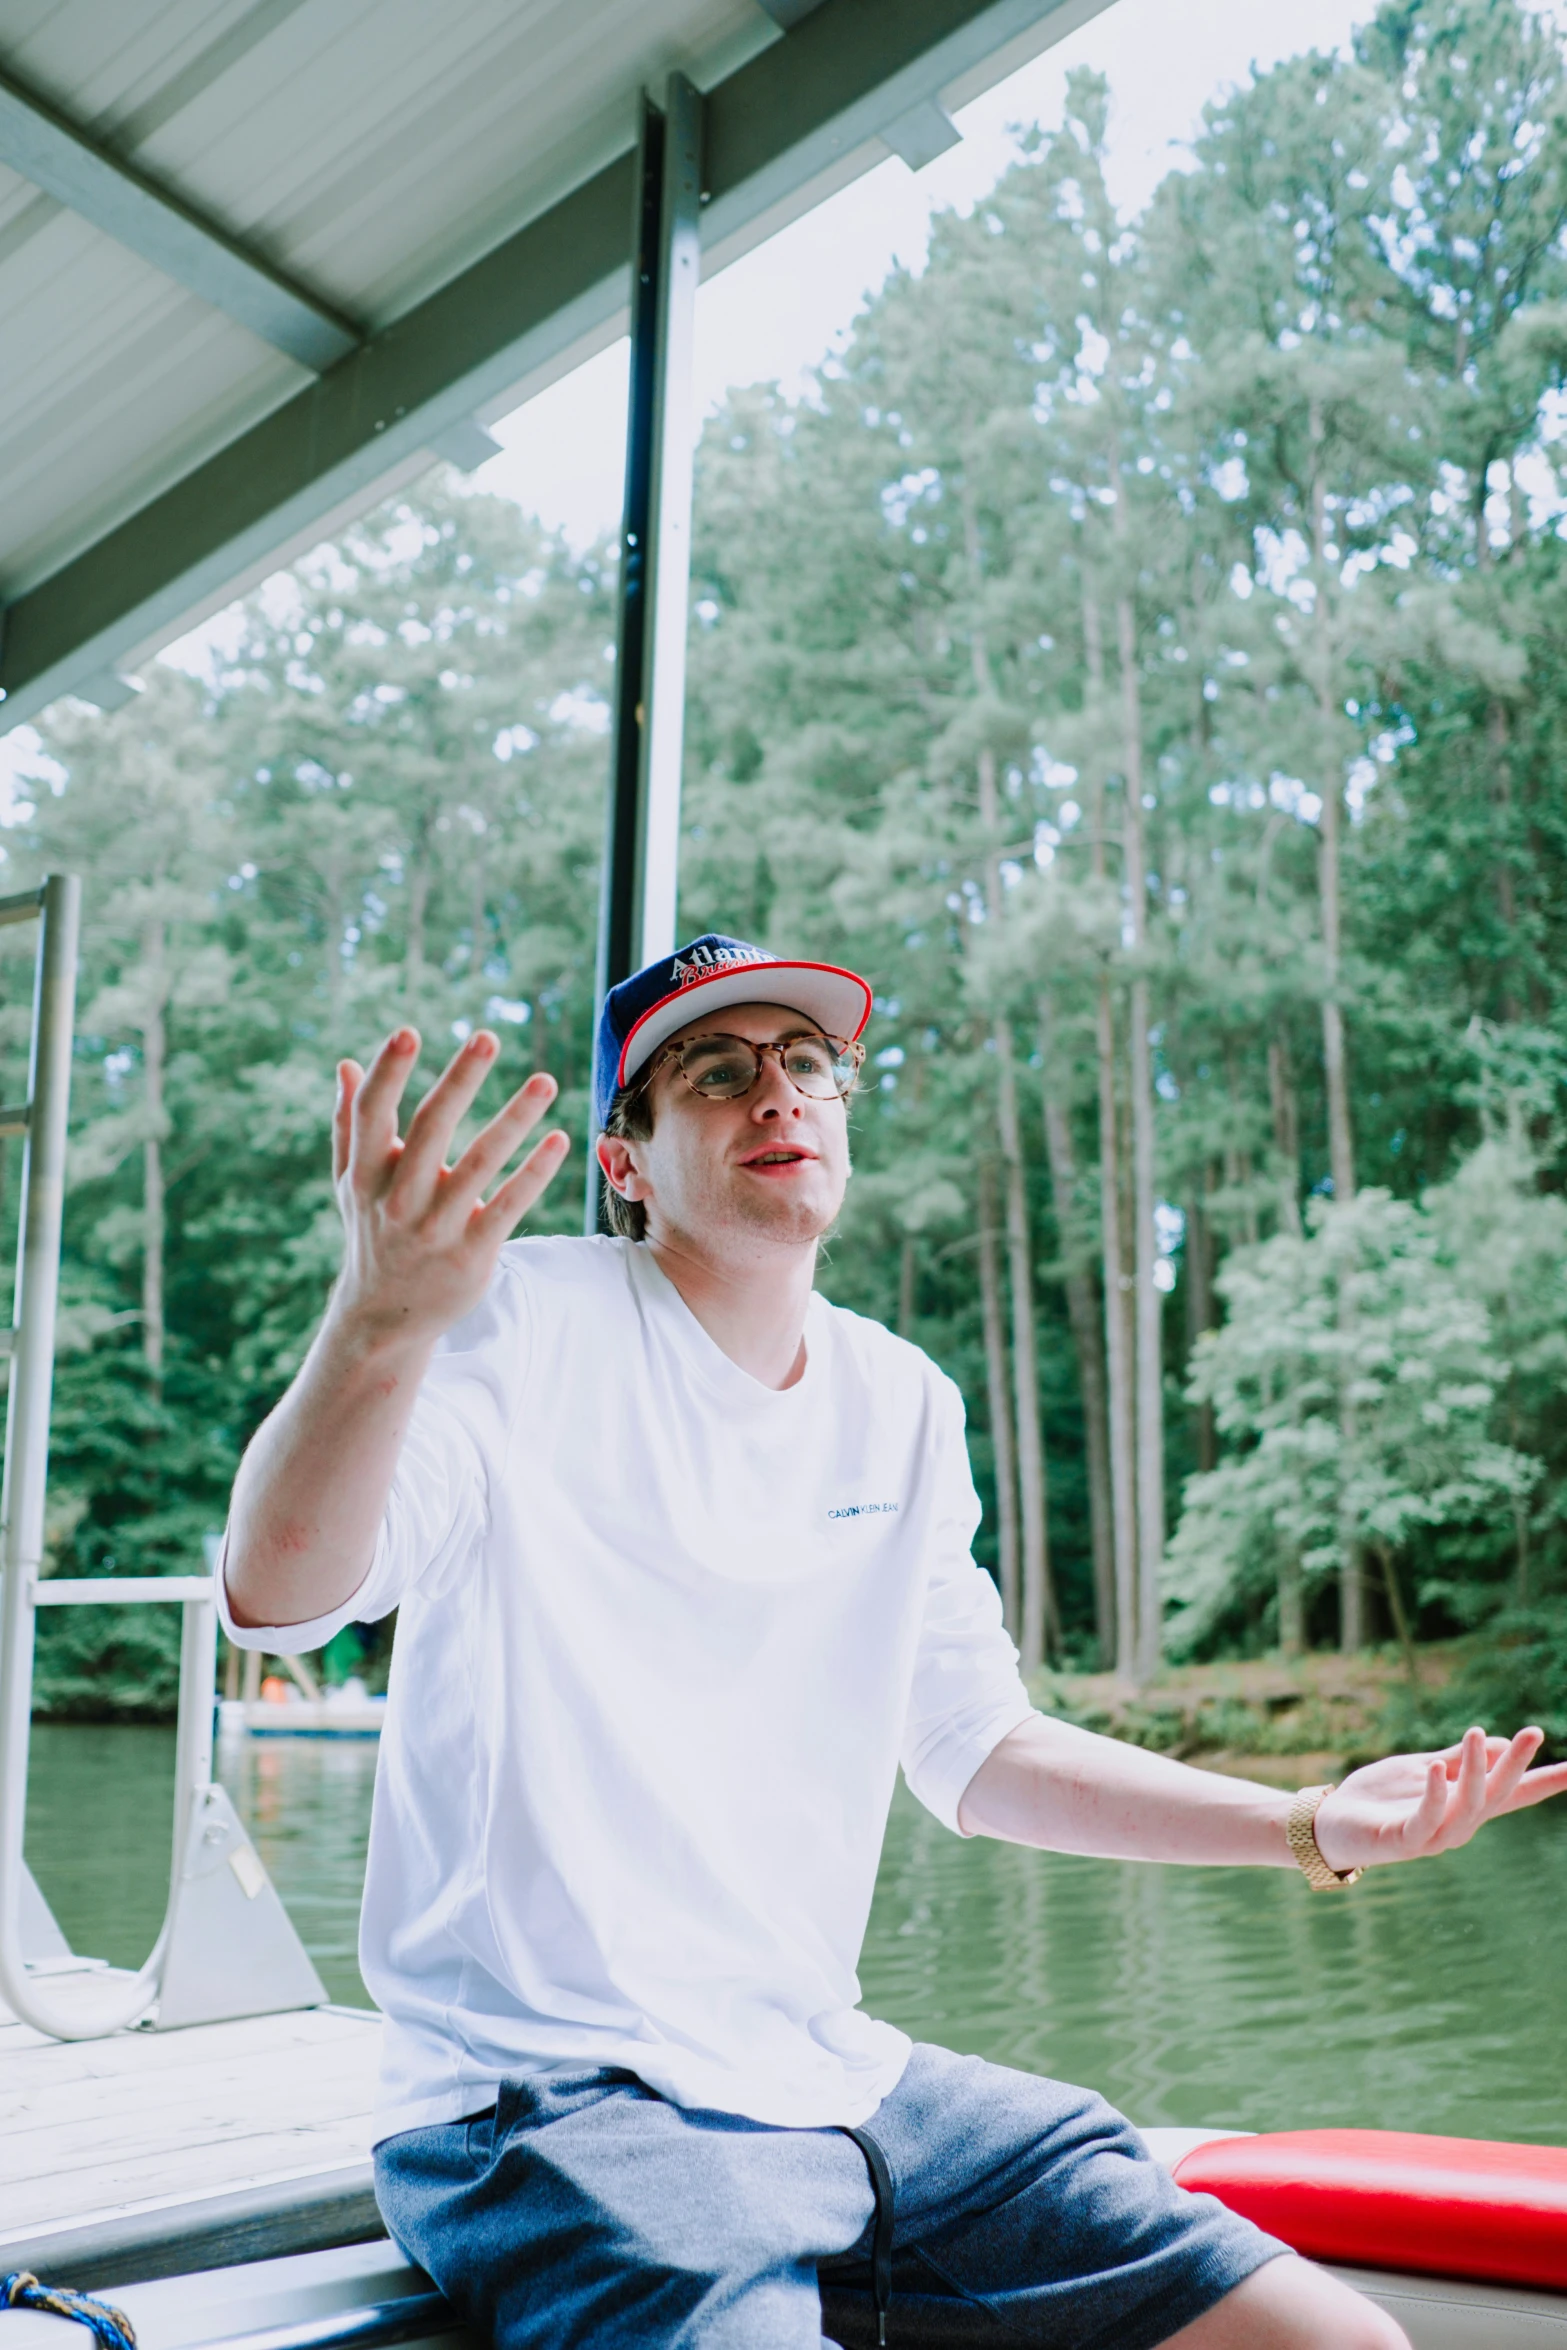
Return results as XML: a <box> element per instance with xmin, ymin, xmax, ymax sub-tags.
<box><xmin>0</xmin><ymin>875</ymin><xmax>326</xmax><ymax>2039</ymax></box>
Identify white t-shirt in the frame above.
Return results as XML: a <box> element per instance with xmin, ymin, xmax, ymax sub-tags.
<box><xmin>220</xmin><ymin>1236</ymin><xmax>1034</xmax><ymax>2138</ymax></box>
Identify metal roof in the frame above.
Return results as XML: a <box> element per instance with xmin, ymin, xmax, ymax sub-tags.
<box><xmin>0</xmin><ymin>0</ymin><xmax>1107</xmax><ymax>733</ymax></box>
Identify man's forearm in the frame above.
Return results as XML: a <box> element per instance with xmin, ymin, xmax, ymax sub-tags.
<box><xmin>957</xmin><ymin>1712</ymin><xmax>1294</xmax><ymax>1867</ymax></box>
<box><xmin>224</xmin><ymin>1306</ymin><xmax>436</xmax><ymax>1631</ymax></box>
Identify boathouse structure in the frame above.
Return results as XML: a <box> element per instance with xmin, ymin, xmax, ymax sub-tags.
<box><xmin>5</xmin><ymin>6</ymin><xmax>1567</xmax><ymax>2346</ymax></box>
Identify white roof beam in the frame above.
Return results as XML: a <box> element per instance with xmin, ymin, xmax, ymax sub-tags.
<box><xmin>0</xmin><ymin>64</ymin><xmax>358</xmax><ymax>372</ymax></box>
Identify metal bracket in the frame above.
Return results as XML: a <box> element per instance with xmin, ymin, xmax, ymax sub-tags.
<box><xmin>426</xmin><ymin>418</ymin><xmax>504</xmax><ymax>473</ymax></box>
<box><xmin>154</xmin><ymin>1784</ymin><xmax>327</xmax><ymax>2031</ymax></box>
<box><xmin>20</xmin><ymin>1857</ymin><xmax>70</xmax><ymax>1960</ymax></box>
<box><xmin>880</xmin><ymin>96</ymin><xmax>962</xmax><ymax>170</ymax></box>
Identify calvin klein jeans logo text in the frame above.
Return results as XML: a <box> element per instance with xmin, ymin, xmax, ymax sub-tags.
<box><xmin>827</xmin><ymin>1502</ymin><xmax>900</xmax><ymax>1520</ymax></box>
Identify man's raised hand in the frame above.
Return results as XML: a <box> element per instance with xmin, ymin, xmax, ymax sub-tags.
<box><xmin>1314</xmin><ymin>1724</ymin><xmax>1567</xmax><ymax>1877</ymax></box>
<box><xmin>331</xmin><ymin>1025</ymin><xmax>570</xmax><ymax>1345</ymax></box>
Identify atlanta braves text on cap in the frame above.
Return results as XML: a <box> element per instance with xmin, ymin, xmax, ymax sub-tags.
<box><xmin>592</xmin><ymin>935</ymin><xmax>873</xmax><ymax>1133</ymax></box>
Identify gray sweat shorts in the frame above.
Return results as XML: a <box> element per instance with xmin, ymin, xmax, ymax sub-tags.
<box><xmin>374</xmin><ymin>2041</ymin><xmax>1286</xmax><ymax>2348</ymax></box>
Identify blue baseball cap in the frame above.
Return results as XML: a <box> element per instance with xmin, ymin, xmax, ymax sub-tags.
<box><xmin>593</xmin><ymin>934</ymin><xmax>873</xmax><ymax>1132</ymax></box>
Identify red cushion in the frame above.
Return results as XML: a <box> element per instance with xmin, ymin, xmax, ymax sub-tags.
<box><xmin>1173</xmin><ymin>2129</ymin><xmax>1567</xmax><ymax>2292</ymax></box>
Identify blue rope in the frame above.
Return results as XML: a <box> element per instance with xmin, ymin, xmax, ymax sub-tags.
<box><xmin>1</xmin><ymin>2273</ymin><xmax>137</xmax><ymax>2350</ymax></box>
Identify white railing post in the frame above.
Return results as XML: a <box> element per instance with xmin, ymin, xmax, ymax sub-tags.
<box><xmin>0</xmin><ymin>875</ymin><xmax>325</xmax><ymax>2040</ymax></box>
<box><xmin>170</xmin><ymin>1587</ymin><xmax>218</xmax><ymax>1902</ymax></box>
<box><xmin>0</xmin><ymin>877</ymin><xmax>114</xmax><ymax>2034</ymax></box>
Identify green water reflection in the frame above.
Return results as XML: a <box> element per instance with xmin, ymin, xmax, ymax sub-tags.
<box><xmin>26</xmin><ymin>1723</ymin><xmax>375</xmax><ymax>2009</ymax></box>
<box><xmin>24</xmin><ymin>1724</ymin><xmax>1567</xmax><ymax>2144</ymax></box>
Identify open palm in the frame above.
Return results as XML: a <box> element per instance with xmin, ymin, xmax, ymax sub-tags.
<box><xmin>1313</xmin><ymin>1726</ymin><xmax>1567</xmax><ymax>1877</ymax></box>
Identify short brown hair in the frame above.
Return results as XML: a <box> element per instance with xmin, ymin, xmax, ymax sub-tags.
<box><xmin>601</xmin><ymin>1081</ymin><xmax>654</xmax><ymax>1239</ymax></box>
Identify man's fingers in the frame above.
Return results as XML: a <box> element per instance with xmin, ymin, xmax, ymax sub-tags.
<box><xmin>446</xmin><ymin>1073</ymin><xmax>560</xmax><ymax>1206</ymax></box>
<box><xmin>1438</xmin><ymin>1726</ymin><xmax>1492</xmax><ymax>1847</ymax></box>
<box><xmin>1408</xmin><ymin>1757</ymin><xmax>1449</xmax><ymax>1849</ymax></box>
<box><xmin>398</xmin><ymin>1030</ymin><xmax>504</xmax><ymax>1190</ymax></box>
<box><xmin>475</xmin><ymin>1128</ymin><xmax>571</xmax><ymax>1239</ymax></box>
<box><xmin>1501</xmin><ymin>1757</ymin><xmax>1567</xmax><ymax>1812</ymax></box>
<box><xmin>350</xmin><ymin>1028</ymin><xmax>422</xmax><ymax>1180</ymax></box>
<box><xmin>333</xmin><ymin>1060</ymin><xmax>362</xmax><ymax>1186</ymax></box>
<box><xmin>1482</xmin><ymin>1726</ymin><xmax>1544</xmax><ymax>1812</ymax></box>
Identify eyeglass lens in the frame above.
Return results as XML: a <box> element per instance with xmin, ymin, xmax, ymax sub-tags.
<box><xmin>676</xmin><ymin>1035</ymin><xmax>854</xmax><ymax>1100</ymax></box>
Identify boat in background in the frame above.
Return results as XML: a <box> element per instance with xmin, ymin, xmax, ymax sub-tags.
<box><xmin>218</xmin><ymin>1679</ymin><xmax>386</xmax><ymax>1741</ymax></box>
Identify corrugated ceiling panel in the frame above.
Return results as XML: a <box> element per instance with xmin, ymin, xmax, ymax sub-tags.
<box><xmin>2</xmin><ymin>0</ymin><xmax>765</xmax><ymax>314</ymax></box>
<box><xmin>0</xmin><ymin>0</ymin><xmax>772</xmax><ymax>600</ymax></box>
<box><xmin>0</xmin><ymin>214</ymin><xmax>302</xmax><ymax>592</ymax></box>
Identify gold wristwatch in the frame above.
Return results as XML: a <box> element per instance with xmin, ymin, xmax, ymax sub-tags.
<box><xmin>1286</xmin><ymin>1784</ymin><xmax>1363</xmax><ymax>1890</ymax></box>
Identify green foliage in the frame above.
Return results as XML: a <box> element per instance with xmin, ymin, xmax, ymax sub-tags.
<box><xmin>1167</xmin><ymin>1178</ymin><xmax>1541</xmax><ymax>1655</ymax></box>
<box><xmin>14</xmin><ymin>0</ymin><xmax>1567</xmax><ymax>1714</ymax></box>
<box><xmin>1386</xmin><ymin>1605</ymin><xmax>1567</xmax><ymax>1758</ymax></box>
<box><xmin>14</xmin><ymin>484</ymin><xmax>615</xmax><ymax>1711</ymax></box>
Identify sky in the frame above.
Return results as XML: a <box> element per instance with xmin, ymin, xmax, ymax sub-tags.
<box><xmin>478</xmin><ymin>0</ymin><xmax>1372</xmax><ymax>549</ymax></box>
<box><xmin>2</xmin><ymin>0</ymin><xmax>1373</xmax><ymax>792</ymax></box>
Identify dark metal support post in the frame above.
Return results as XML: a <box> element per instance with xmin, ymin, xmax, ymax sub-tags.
<box><xmin>587</xmin><ymin>73</ymin><xmax>703</xmax><ymax>1230</ymax></box>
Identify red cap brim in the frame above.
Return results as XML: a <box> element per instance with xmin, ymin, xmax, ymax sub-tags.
<box><xmin>617</xmin><ymin>959</ymin><xmax>873</xmax><ymax>1093</ymax></box>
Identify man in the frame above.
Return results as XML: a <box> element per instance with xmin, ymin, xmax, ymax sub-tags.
<box><xmin>223</xmin><ymin>933</ymin><xmax>1566</xmax><ymax>2350</ymax></box>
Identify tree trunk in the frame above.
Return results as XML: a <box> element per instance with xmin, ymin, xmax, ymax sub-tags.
<box><xmin>1378</xmin><ymin>1546</ymin><xmax>1418</xmax><ymax>1681</ymax></box>
<box><xmin>1309</xmin><ymin>407</ymin><xmax>1363</xmax><ymax>1649</ymax></box>
<box><xmin>142</xmin><ymin>915</ymin><xmax>167</xmax><ymax>1399</ymax></box>
<box><xmin>1338</xmin><ymin>1363</ymin><xmax>1366</xmax><ymax>1653</ymax></box>
<box><xmin>995</xmin><ymin>1014</ymin><xmax>1056</xmax><ymax>1670</ymax></box>
<box><xmin>1234</xmin><ymin>1150</ymin><xmax>1260</xmax><ymax>1248</ymax></box>
<box><xmin>962</xmin><ymin>490</ymin><xmax>1053</xmax><ymax>1667</ymax></box>
<box><xmin>1127</xmin><ymin>972</ymin><xmax>1164</xmax><ymax>1683</ymax></box>
<box><xmin>1111</xmin><ymin>518</ymin><xmax>1165</xmax><ymax>1685</ymax></box>
<box><xmin>1508</xmin><ymin>1378</ymin><xmax>1530</xmax><ymax>1603</ymax></box>
<box><xmin>1268</xmin><ymin>1034</ymin><xmax>1303</xmax><ymax>1238</ymax></box>
<box><xmin>1278</xmin><ymin>1545</ymin><xmax>1305</xmax><ymax>1659</ymax></box>
<box><xmin>320</xmin><ymin>857</ymin><xmax>347</xmax><ymax>1018</ymax></box>
<box><xmin>1184</xmin><ymin>1175</ymin><xmax>1217</xmax><ymax>1475</ymax></box>
<box><xmin>897</xmin><ymin>1235</ymin><xmax>918</xmax><ymax>1340</ymax></box>
<box><xmin>1319</xmin><ymin>802</ymin><xmax>1356</xmax><ymax>1208</ymax></box>
<box><xmin>471</xmin><ymin>856</ymin><xmax>488</xmax><ymax>1007</ymax></box>
<box><xmin>978</xmin><ymin>1159</ymin><xmax>1021</xmax><ymax>1640</ymax></box>
<box><xmin>1083</xmin><ymin>577</ymin><xmax>1137</xmax><ymax>1674</ymax></box>
<box><xmin>405</xmin><ymin>819</ymin><xmax>431</xmax><ymax>992</ymax></box>
<box><xmin>1038</xmin><ymin>999</ymin><xmax>1115</xmax><ymax>1666</ymax></box>
<box><xmin>1096</xmin><ymin>983</ymin><xmax>1137</xmax><ymax>1679</ymax></box>
<box><xmin>1310</xmin><ymin>408</ymin><xmax>1357</xmax><ymax>1209</ymax></box>
<box><xmin>1489</xmin><ymin>699</ymin><xmax>1521</xmax><ymax>1024</ymax></box>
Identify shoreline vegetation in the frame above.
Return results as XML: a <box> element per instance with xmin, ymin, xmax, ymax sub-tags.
<box><xmin>11</xmin><ymin>1640</ymin><xmax>1464</xmax><ymax>1791</ymax></box>
<box><xmin>1035</xmin><ymin>1645</ymin><xmax>1488</xmax><ymax>1786</ymax></box>
<box><xmin>32</xmin><ymin>1638</ymin><xmax>1531</xmax><ymax>1782</ymax></box>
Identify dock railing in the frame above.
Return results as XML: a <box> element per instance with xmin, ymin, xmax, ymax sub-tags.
<box><xmin>0</xmin><ymin>876</ymin><xmax>326</xmax><ymax>2039</ymax></box>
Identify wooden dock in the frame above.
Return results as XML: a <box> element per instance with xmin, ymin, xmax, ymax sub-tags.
<box><xmin>0</xmin><ymin>1991</ymin><xmax>384</xmax><ymax>2285</ymax></box>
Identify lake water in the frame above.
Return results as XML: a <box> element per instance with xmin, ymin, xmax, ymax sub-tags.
<box><xmin>24</xmin><ymin>1721</ymin><xmax>1567</xmax><ymax>2145</ymax></box>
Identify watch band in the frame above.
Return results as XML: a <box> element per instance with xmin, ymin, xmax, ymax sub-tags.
<box><xmin>1286</xmin><ymin>1784</ymin><xmax>1363</xmax><ymax>1890</ymax></box>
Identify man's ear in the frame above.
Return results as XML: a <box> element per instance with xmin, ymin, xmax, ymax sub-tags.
<box><xmin>597</xmin><ymin>1132</ymin><xmax>651</xmax><ymax>1202</ymax></box>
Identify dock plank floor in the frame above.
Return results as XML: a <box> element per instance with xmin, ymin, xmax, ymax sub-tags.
<box><xmin>0</xmin><ymin>2001</ymin><xmax>382</xmax><ymax>2242</ymax></box>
